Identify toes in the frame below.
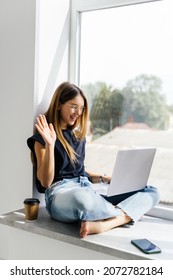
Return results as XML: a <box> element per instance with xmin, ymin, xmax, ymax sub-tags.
<box><xmin>80</xmin><ymin>222</ymin><xmax>89</xmax><ymax>238</ymax></box>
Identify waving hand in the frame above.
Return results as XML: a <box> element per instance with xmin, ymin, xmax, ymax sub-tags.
<box><xmin>35</xmin><ymin>115</ymin><xmax>56</xmax><ymax>146</ymax></box>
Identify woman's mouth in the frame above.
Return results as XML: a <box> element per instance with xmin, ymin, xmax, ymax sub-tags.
<box><xmin>70</xmin><ymin>115</ymin><xmax>77</xmax><ymax>122</ymax></box>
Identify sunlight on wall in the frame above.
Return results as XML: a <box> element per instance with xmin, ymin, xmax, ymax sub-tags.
<box><xmin>35</xmin><ymin>0</ymin><xmax>70</xmax><ymax>118</ymax></box>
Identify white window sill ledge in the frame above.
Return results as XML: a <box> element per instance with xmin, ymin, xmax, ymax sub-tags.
<box><xmin>0</xmin><ymin>207</ymin><xmax>173</xmax><ymax>260</ymax></box>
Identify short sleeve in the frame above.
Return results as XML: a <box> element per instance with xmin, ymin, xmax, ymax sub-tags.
<box><xmin>27</xmin><ymin>132</ymin><xmax>45</xmax><ymax>154</ymax></box>
<box><xmin>27</xmin><ymin>133</ymin><xmax>46</xmax><ymax>193</ymax></box>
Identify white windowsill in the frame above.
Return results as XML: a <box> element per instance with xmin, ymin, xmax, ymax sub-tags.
<box><xmin>0</xmin><ymin>207</ymin><xmax>173</xmax><ymax>260</ymax></box>
<box><xmin>147</xmin><ymin>205</ymin><xmax>173</xmax><ymax>221</ymax></box>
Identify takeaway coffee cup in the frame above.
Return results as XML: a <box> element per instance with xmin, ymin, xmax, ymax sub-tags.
<box><xmin>24</xmin><ymin>198</ymin><xmax>40</xmax><ymax>221</ymax></box>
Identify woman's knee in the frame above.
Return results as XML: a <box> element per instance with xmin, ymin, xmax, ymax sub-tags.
<box><xmin>144</xmin><ymin>186</ymin><xmax>160</xmax><ymax>206</ymax></box>
<box><xmin>72</xmin><ymin>188</ymin><xmax>95</xmax><ymax>211</ymax></box>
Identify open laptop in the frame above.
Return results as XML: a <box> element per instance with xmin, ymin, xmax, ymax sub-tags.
<box><xmin>93</xmin><ymin>148</ymin><xmax>156</xmax><ymax>197</ymax></box>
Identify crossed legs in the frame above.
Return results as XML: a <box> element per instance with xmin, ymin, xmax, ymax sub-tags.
<box><xmin>46</xmin><ymin>182</ymin><xmax>159</xmax><ymax>238</ymax></box>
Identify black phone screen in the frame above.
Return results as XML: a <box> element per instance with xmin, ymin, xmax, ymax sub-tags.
<box><xmin>131</xmin><ymin>238</ymin><xmax>161</xmax><ymax>254</ymax></box>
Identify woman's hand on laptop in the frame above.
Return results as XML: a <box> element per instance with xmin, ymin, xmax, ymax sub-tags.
<box><xmin>101</xmin><ymin>175</ymin><xmax>111</xmax><ymax>184</ymax></box>
<box><xmin>86</xmin><ymin>171</ymin><xmax>111</xmax><ymax>184</ymax></box>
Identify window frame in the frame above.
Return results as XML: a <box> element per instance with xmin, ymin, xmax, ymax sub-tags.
<box><xmin>69</xmin><ymin>0</ymin><xmax>173</xmax><ymax>221</ymax></box>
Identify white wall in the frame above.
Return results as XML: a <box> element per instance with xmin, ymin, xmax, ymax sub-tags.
<box><xmin>0</xmin><ymin>0</ymin><xmax>36</xmax><ymax>214</ymax></box>
<box><xmin>34</xmin><ymin>0</ymin><xmax>70</xmax><ymax>117</ymax></box>
<box><xmin>0</xmin><ymin>0</ymin><xmax>70</xmax><ymax>214</ymax></box>
<box><xmin>0</xmin><ymin>225</ymin><xmax>119</xmax><ymax>260</ymax></box>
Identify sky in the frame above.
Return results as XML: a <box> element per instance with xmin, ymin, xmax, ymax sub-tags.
<box><xmin>80</xmin><ymin>0</ymin><xmax>173</xmax><ymax>105</ymax></box>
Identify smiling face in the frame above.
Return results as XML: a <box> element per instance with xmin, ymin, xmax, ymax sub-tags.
<box><xmin>59</xmin><ymin>94</ymin><xmax>85</xmax><ymax>129</ymax></box>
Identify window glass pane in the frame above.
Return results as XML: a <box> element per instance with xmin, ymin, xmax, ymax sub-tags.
<box><xmin>80</xmin><ymin>0</ymin><xmax>173</xmax><ymax>206</ymax></box>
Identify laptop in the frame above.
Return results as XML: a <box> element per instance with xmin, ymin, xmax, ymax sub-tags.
<box><xmin>92</xmin><ymin>148</ymin><xmax>156</xmax><ymax>197</ymax></box>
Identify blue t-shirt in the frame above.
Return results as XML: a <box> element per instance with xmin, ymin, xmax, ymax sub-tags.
<box><xmin>27</xmin><ymin>129</ymin><xmax>88</xmax><ymax>192</ymax></box>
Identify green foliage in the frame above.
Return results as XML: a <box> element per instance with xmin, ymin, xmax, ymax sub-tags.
<box><xmin>168</xmin><ymin>104</ymin><xmax>173</xmax><ymax>114</ymax></box>
<box><xmin>81</xmin><ymin>82</ymin><xmax>108</xmax><ymax>113</ymax></box>
<box><xmin>82</xmin><ymin>83</ymin><xmax>125</xmax><ymax>135</ymax></box>
<box><xmin>82</xmin><ymin>74</ymin><xmax>170</xmax><ymax>136</ymax></box>
<box><xmin>122</xmin><ymin>74</ymin><xmax>169</xmax><ymax>129</ymax></box>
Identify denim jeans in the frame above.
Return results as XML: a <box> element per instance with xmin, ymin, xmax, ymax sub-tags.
<box><xmin>45</xmin><ymin>176</ymin><xmax>160</xmax><ymax>223</ymax></box>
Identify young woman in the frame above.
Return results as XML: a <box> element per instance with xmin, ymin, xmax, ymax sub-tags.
<box><xmin>27</xmin><ymin>81</ymin><xmax>160</xmax><ymax>238</ymax></box>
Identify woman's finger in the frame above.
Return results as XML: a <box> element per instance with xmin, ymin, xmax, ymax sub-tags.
<box><xmin>35</xmin><ymin>123</ymin><xmax>42</xmax><ymax>134</ymax></box>
<box><xmin>38</xmin><ymin>114</ymin><xmax>47</xmax><ymax>127</ymax></box>
<box><xmin>41</xmin><ymin>114</ymin><xmax>48</xmax><ymax>127</ymax></box>
<box><xmin>49</xmin><ymin>123</ymin><xmax>55</xmax><ymax>132</ymax></box>
<box><xmin>36</xmin><ymin>117</ymin><xmax>44</xmax><ymax>130</ymax></box>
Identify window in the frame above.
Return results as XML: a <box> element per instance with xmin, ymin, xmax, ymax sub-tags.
<box><xmin>70</xmin><ymin>0</ymin><xmax>173</xmax><ymax>219</ymax></box>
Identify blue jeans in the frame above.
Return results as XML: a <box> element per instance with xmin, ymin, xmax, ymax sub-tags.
<box><xmin>45</xmin><ymin>176</ymin><xmax>160</xmax><ymax>223</ymax></box>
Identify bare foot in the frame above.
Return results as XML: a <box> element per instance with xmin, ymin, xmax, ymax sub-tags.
<box><xmin>80</xmin><ymin>211</ymin><xmax>132</xmax><ymax>238</ymax></box>
<box><xmin>80</xmin><ymin>221</ymin><xmax>102</xmax><ymax>238</ymax></box>
<box><xmin>80</xmin><ymin>221</ymin><xmax>89</xmax><ymax>238</ymax></box>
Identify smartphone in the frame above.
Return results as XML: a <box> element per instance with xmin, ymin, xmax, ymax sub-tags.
<box><xmin>131</xmin><ymin>238</ymin><xmax>161</xmax><ymax>254</ymax></box>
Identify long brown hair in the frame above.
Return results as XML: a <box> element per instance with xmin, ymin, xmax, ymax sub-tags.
<box><xmin>34</xmin><ymin>82</ymin><xmax>89</xmax><ymax>164</ymax></box>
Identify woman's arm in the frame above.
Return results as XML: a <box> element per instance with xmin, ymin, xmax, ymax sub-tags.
<box><xmin>86</xmin><ymin>170</ymin><xmax>111</xmax><ymax>184</ymax></box>
<box><xmin>34</xmin><ymin>115</ymin><xmax>57</xmax><ymax>187</ymax></box>
<box><xmin>34</xmin><ymin>141</ymin><xmax>55</xmax><ymax>187</ymax></box>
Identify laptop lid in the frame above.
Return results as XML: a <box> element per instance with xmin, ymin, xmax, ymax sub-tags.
<box><xmin>106</xmin><ymin>148</ymin><xmax>156</xmax><ymax>196</ymax></box>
